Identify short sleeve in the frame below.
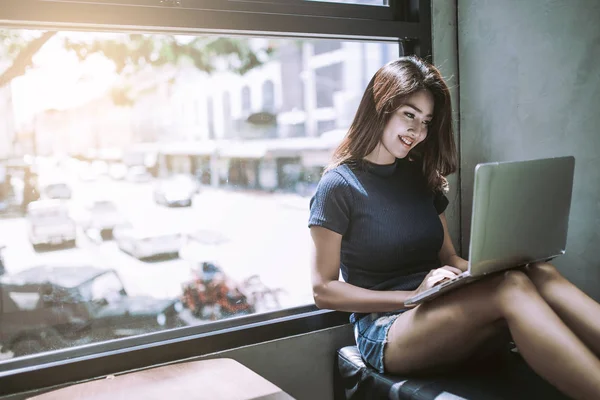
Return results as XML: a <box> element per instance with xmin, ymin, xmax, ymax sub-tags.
<box><xmin>308</xmin><ymin>171</ymin><xmax>353</xmax><ymax>235</ymax></box>
<box><xmin>433</xmin><ymin>191</ymin><xmax>449</xmax><ymax>215</ymax></box>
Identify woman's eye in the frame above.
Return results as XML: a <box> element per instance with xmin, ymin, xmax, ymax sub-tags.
<box><xmin>423</xmin><ymin>120</ymin><xmax>432</xmax><ymax>126</ymax></box>
<box><xmin>404</xmin><ymin>112</ymin><xmax>415</xmax><ymax>119</ymax></box>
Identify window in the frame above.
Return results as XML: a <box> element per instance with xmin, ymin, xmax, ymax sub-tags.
<box><xmin>315</xmin><ymin>62</ymin><xmax>344</xmax><ymax>108</ymax></box>
<box><xmin>0</xmin><ymin>30</ymin><xmax>400</xmax><ymax>359</ymax></box>
<box><xmin>222</xmin><ymin>91</ymin><xmax>232</xmax><ymax>138</ymax></box>
<box><xmin>194</xmin><ymin>99</ymin><xmax>201</xmax><ymax>125</ymax></box>
<box><xmin>0</xmin><ymin>0</ymin><xmax>432</xmax><ymax>392</ymax></box>
<box><xmin>262</xmin><ymin>80</ymin><xmax>275</xmax><ymax>112</ymax></box>
<box><xmin>317</xmin><ymin>120</ymin><xmax>336</xmax><ymax>135</ymax></box>
<box><xmin>313</xmin><ymin>40</ymin><xmax>343</xmax><ymax>55</ymax></box>
<box><xmin>207</xmin><ymin>97</ymin><xmax>215</xmax><ymax>140</ymax></box>
<box><xmin>241</xmin><ymin>86</ymin><xmax>251</xmax><ymax>113</ymax></box>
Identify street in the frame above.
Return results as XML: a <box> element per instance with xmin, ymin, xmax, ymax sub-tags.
<box><xmin>0</xmin><ymin>170</ymin><xmax>315</xmax><ymax>313</ymax></box>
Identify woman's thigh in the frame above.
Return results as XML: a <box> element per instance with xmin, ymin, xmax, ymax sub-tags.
<box><xmin>384</xmin><ymin>274</ymin><xmax>511</xmax><ymax>374</ymax></box>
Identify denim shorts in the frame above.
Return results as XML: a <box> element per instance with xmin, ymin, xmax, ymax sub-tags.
<box><xmin>351</xmin><ymin>310</ymin><xmax>407</xmax><ymax>374</ymax></box>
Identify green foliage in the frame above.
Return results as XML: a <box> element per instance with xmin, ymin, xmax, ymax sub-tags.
<box><xmin>62</xmin><ymin>34</ymin><xmax>275</xmax><ymax>105</ymax></box>
<box><xmin>0</xmin><ymin>30</ymin><xmax>276</xmax><ymax>105</ymax></box>
<box><xmin>0</xmin><ymin>30</ymin><xmax>57</xmax><ymax>87</ymax></box>
<box><xmin>0</xmin><ymin>30</ymin><xmax>35</xmax><ymax>58</ymax></box>
<box><xmin>62</xmin><ymin>34</ymin><xmax>274</xmax><ymax>76</ymax></box>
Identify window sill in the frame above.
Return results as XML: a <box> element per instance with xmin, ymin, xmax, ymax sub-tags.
<box><xmin>0</xmin><ymin>305</ymin><xmax>350</xmax><ymax>396</ymax></box>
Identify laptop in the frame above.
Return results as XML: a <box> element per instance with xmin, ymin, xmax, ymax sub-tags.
<box><xmin>403</xmin><ymin>156</ymin><xmax>575</xmax><ymax>307</ymax></box>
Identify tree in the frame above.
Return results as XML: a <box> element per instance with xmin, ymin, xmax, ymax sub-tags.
<box><xmin>0</xmin><ymin>30</ymin><xmax>275</xmax><ymax>104</ymax></box>
<box><xmin>63</xmin><ymin>34</ymin><xmax>275</xmax><ymax>105</ymax></box>
<box><xmin>0</xmin><ymin>31</ymin><xmax>56</xmax><ymax>88</ymax></box>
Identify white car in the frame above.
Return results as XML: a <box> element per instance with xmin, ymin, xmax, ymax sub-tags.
<box><xmin>113</xmin><ymin>223</ymin><xmax>182</xmax><ymax>260</ymax></box>
<box><xmin>79</xmin><ymin>200</ymin><xmax>127</xmax><ymax>240</ymax></box>
<box><xmin>26</xmin><ymin>200</ymin><xmax>77</xmax><ymax>249</ymax></box>
<box><xmin>108</xmin><ymin>163</ymin><xmax>128</xmax><ymax>180</ymax></box>
<box><xmin>126</xmin><ymin>166</ymin><xmax>152</xmax><ymax>183</ymax></box>
<box><xmin>43</xmin><ymin>182</ymin><xmax>72</xmax><ymax>200</ymax></box>
<box><xmin>153</xmin><ymin>176</ymin><xmax>197</xmax><ymax>207</ymax></box>
<box><xmin>179</xmin><ymin>230</ymin><xmax>230</xmax><ymax>263</ymax></box>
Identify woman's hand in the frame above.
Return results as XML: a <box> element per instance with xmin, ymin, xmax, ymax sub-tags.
<box><xmin>404</xmin><ymin>266</ymin><xmax>462</xmax><ymax>308</ymax></box>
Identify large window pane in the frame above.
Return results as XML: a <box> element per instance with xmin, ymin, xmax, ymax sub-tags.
<box><xmin>0</xmin><ymin>30</ymin><xmax>399</xmax><ymax>360</ymax></box>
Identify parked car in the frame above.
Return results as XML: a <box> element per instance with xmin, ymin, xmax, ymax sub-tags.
<box><xmin>26</xmin><ymin>200</ymin><xmax>77</xmax><ymax>250</ymax></box>
<box><xmin>113</xmin><ymin>223</ymin><xmax>182</xmax><ymax>260</ymax></box>
<box><xmin>78</xmin><ymin>165</ymin><xmax>98</xmax><ymax>182</ymax></box>
<box><xmin>79</xmin><ymin>200</ymin><xmax>126</xmax><ymax>240</ymax></box>
<box><xmin>108</xmin><ymin>163</ymin><xmax>127</xmax><ymax>180</ymax></box>
<box><xmin>0</xmin><ymin>265</ymin><xmax>185</xmax><ymax>357</ymax></box>
<box><xmin>178</xmin><ymin>229</ymin><xmax>230</xmax><ymax>263</ymax></box>
<box><xmin>90</xmin><ymin>160</ymin><xmax>109</xmax><ymax>177</ymax></box>
<box><xmin>153</xmin><ymin>176</ymin><xmax>196</xmax><ymax>207</ymax></box>
<box><xmin>43</xmin><ymin>182</ymin><xmax>72</xmax><ymax>200</ymax></box>
<box><xmin>126</xmin><ymin>166</ymin><xmax>152</xmax><ymax>183</ymax></box>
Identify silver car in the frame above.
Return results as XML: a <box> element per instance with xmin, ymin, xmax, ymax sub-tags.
<box><xmin>153</xmin><ymin>176</ymin><xmax>197</xmax><ymax>207</ymax></box>
<box><xmin>113</xmin><ymin>223</ymin><xmax>182</xmax><ymax>260</ymax></box>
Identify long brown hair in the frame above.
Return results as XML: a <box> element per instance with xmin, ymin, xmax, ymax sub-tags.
<box><xmin>326</xmin><ymin>56</ymin><xmax>457</xmax><ymax>192</ymax></box>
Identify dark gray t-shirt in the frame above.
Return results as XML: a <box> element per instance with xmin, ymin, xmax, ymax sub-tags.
<box><xmin>308</xmin><ymin>158</ymin><xmax>449</xmax><ymax>293</ymax></box>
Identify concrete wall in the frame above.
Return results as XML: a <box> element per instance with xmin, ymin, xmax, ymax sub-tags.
<box><xmin>199</xmin><ymin>325</ymin><xmax>354</xmax><ymax>400</ymax></box>
<box><xmin>432</xmin><ymin>0</ymin><xmax>461</xmax><ymax>250</ymax></box>
<box><xmin>458</xmin><ymin>0</ymin><xmax>600</xmax><ymax>297</ymax></box>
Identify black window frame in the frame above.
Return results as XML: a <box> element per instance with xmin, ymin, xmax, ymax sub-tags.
<box><xmin>0</xmin><ymin>0</ymin><xmax>432</xmax><ymax>395</ymax></box>
<box><xmin>0</xmin><ymin>0</ymin><xmax>428</xmax><ymax>45</ymax></box>
<box><xmin>29</xmin><ymin>0</ymin><xmax>394</xmax><ymax>21</ymax></box>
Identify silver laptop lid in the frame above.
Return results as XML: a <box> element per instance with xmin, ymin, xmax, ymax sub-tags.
<box><xmin>468</xmin><ymin>156</ymin><xmax>575</xmax><ymax>276</ymax></box>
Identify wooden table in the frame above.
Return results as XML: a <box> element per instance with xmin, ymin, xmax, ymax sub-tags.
<box><xmin>29</xmin><ymin>358</ymin><xmax>296</xmax><ymax>400</ymax></box>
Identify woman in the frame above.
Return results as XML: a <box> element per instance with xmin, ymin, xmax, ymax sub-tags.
<box><xmin>308</xmin><ymin>55</ymin><xmax>600</xmax><ymax>400</ymax></box>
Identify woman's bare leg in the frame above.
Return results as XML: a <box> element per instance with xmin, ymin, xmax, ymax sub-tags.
<box><xmin>384</xmin><ymin>271</ymin><xmax>600</xmax><ymax>400</ymax></box>
<box><xmin>525</xmin><ymin>262</ymin><xmax>600</xmax><ymax>356</ymax></box>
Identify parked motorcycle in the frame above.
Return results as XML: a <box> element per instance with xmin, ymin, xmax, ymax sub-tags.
<box><xmin>181</xmin><ymin>262</ymin><xmax>255</xmax><ymax>320</ymax></box>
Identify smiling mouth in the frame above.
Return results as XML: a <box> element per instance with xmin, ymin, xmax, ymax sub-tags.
<box><xmin>399</xmin><ymin>135</ymin><xmax>414</xmax><ymax>148</ymax></box>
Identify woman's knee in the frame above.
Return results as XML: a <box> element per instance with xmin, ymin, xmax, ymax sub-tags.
<box><xmin>495</xmin><ymin>270</ymin><xmax>538</xmax><ymax>308</ymax></box>
<box><xmin>525</xmin><ymin>262</ymin><xmax>564</xmax><ymax>287</ymax></box>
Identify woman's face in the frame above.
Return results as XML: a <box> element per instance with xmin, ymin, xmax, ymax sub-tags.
<box><xmin>366</xmin><ymin>89</ymin><xmax>434</xmax><ymax>164</ymax></box>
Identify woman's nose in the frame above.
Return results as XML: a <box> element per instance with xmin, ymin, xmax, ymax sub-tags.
<box><xmin>407</xmin><ymin>125</ymin><xmax>420</xmax><ymax>136</ymax></box>
<box><xmin>409</xmin><ymin>122</ymin><xmax>425</xmax><ymax>136</ymax></box>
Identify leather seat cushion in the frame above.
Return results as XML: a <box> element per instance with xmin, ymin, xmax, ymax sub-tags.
<box><xmin>334</xmin><ymin>346</ymin><xmax>569</xmax><ymax>400</ymax></box>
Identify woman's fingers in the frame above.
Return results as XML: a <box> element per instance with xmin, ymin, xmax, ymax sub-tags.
<box><xmin>421</xmin><ymin>266</ymin><xmax>463</xmax><ymax>291</ymax></box>
<box><xmin>439</xmin><ymin>265</ymin><xmax>463</xmax><ymax>276</ymax></box>
<box><xmin>427</xmin><ymin>274</ymin><xmax>449</xmax><ymax>287</ymax></box>
<box><xmin>432</xmin><ymin>268</ymin><xmax>458</xmax><ymax>279</ymax></box>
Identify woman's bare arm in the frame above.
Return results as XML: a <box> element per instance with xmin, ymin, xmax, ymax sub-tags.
<box><xmin>438</xmin><ymin>212</ymin><xmax>469</xmax><ymax>272</ymax></box>
<box><xmin>310</xmin><ymin>226</ymin><xmax>415</xmax><ymax>313</ymax></box>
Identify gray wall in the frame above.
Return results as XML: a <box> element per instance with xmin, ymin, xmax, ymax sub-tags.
<box><xmin>458</xmin><ymin>0</ymin><xmax>600</xmax><ymax>297</ymax></box>
<box><xmin>432</xmin><ymin>0</ymin><xmax>461</xmax><ymax>249</ymax></box>
<box><xmin>200</xmin><ymin>325</ymin><xmax>354</xmax><ymax>400</ymax></box>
